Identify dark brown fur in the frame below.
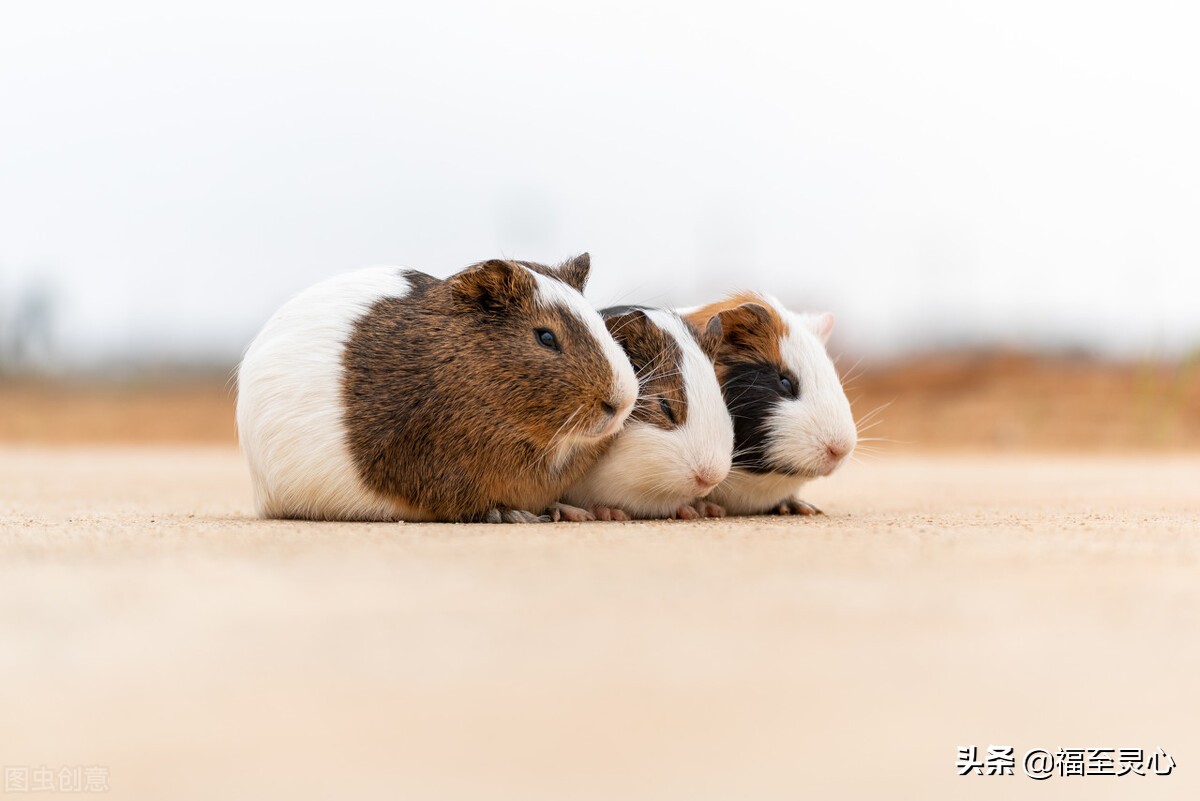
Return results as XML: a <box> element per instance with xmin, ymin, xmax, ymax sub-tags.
<box><xmin>602</xmin><ymin>309</ymin><xmax>688</xmax><ymax>429</ymax></box>
<box><xmin>340</xmin><ymin>256</ymin><xmax>623</xmax><ymax>521</ymax></box>
<box><xmin>683</xmin><ymin>292</ymin><xmax>788</xmax><ymax>384</ymax></box>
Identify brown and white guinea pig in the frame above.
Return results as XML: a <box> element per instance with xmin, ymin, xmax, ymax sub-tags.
<box><xmin>559</xmin><ymin>306</ymin><xmax>734</xmax><ymax>520</ymax></box>
<box><xmin>236</xmin><ymin>254</ymin><xmax>638</xmax><ymax>523</ymax></box>
<box><xmin>682</xmin><ymin>293</ymin><xmax>857</xmax><ymax>516</ymax></box>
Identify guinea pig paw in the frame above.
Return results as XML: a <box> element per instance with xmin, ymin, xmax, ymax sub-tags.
<box><xmin>510</xmin><ymin>509</ymin><xmax>551</xmax><ymax>523</ymax></box>
<box><xmin>590</xmin><ymin>506</ymin><xmax>631</xmax><ymax>522</ymax></box>
<box><xmin>549</xmin><ymin>502</ymin><xmax>596</xmax><ymax>523</ymax></box>
<box><xmin>691</xmin><ymin>501</ymin><xmax>726</xmax><ymax>518</ymax></box>
<box><xmin>774</xmin><ymin>499</ymin><xmax>824</xmax><ymax>516</ymax></box>
<box><xmin>486</xmin><ymin>507</ymin><xmax>549</xmax><ymax>524</ymax></box>
<box><xmin>672</xmin><ymin>504</ymin><xmax>702</xmax><ymax>521</ymax></box>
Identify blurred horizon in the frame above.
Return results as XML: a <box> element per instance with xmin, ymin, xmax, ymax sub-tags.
<box><xmin>3</xmin><ymin>1</ymin><xmax>1199</xmax><ymax>373</ymax></box>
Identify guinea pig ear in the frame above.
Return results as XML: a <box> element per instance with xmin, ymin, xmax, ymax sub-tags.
<box><xmin>810</xmin><ymin>312</ymin><xmax>835</xmax><ymax>345</ymax></box>
<box><xmin>694</xmin><ymin>315</ymin><xmax>724</xmax><ymax>362</ymax></box>
<box><xmin>716</xmin><ymin>302</ymin><xmax>775</xmax><ymax>351</ymax></box>
<box><xmin>449</xmin><ymin>260</ymin><xmax>534</xmax><ymax>313</ymax></box>
<box><xmin>554</xmin><ymin>252</ymin><xmax>591</xmax><ymax>293</ymax></box>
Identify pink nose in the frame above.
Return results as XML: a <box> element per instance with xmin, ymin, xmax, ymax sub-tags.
<box><xmin>825</xmin><ymin>443</ymin><xmax>848</xmax><ymax>462</ymax></box>
<box><xmin>692</xmin><ymin>468</ymin><xmax>723</xmax><ymax>492</ymax></box>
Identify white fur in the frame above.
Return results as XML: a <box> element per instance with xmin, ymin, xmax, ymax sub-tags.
<box><xmin>237</xmin><ymin>263</ymin><xmax>639</xmax><ymax>522</ymax></box>
<box><xmin>529</xmin><ymin>269</ymin><xmax>638</xmax><ymax>430</ymax></box>
<box><xmin>706</xmin><ymin>295</ymin><xmax>857</xmax><ymax>515</ymax></box>
<box><xmin>706</xmin><ymin>468</ymin><xmax>809</xmax><ymax>515</ymax></box>
<box><xmin>563</xmin><ymin>310</ymin><xmax>734</xmax><ymax>518</ymax></box>
<box><xmin>236</xmin><ymin>266</ymin><xmax>420</xmax><ymax>521</ymax></box>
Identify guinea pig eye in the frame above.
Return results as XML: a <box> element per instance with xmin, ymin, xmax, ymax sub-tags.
<box><xmin>659</xmin><ymin>397</ymin><xmax>677</xmax><ymax>424</ymax></box>
<box><xmin>535</xmin><ymin>328</ymin><xmax>560</xmax><ymax>351</ymax></box>
<box><xmin>779</xmin><ymin>374</ymin><xmax>798</xmax><ymax>398</ymax></box>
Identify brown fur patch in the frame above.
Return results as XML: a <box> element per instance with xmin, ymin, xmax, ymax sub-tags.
<box><xmin>513</xmin><ymin>253</ymin><xmax>591</xmax><ymax>294</ymax></box>
<box><xmin>689</xmin><ymin>314</ymin><xmax>724</xmax><ymax>363</ymax></box>
<box><xmin>683</xmin><ymin>292</ymin><xmax>783</xmax><ymax>329</ymax></box>
<box><xmin>685</xmin><ymin>293</ymin><xmax>801</xmax><ymax>474</ymax></box>
<box><xmin>341</xmin><ymin>259</ymin><xmax>620</xmax><ymax>521</ymax></box>
<box><xmin>683</xmin><ymin>293</ymin><xmax>788</xmax><ymax>383</ymax></box>
<box><xmin>602</xmin><ymin>310</ymin><xmax>687</xmax><ymax>429</ymax></box>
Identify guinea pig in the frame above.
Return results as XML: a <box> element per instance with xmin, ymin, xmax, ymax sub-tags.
<box><xmin>682</xmin><ymin>293</ymin><xmax>856</xmax><ymax>516</ymax></box>
<box><xmin>559</xmin><ymin>307</ymin><xmax>734</xmax><ymax>520</ymax></box>
<box><xmin>236</xmin><ymin>254</ymin><xmax>639</xmax><ymax>523</ymax></box>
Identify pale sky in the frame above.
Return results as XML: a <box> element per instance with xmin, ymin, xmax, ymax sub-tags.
<box><xmin>2</xmin><ymin>0</ymin><xmax>1198</xmax><ymax>367</ymax></box>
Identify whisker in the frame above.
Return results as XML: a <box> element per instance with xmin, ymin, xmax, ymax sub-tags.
<box><xmin>854</xmin><ymin>400</ymin><xmax>893</xmax><ymax>428</ymax></box>
<box><xmin>855</xmin><ymin>399</ymin><xmax>892</xmax><ymax>419</ymax></box>
<box><xmin>856</xmin><ymin>418</ymin><xmax>886</xmax><ymax>435</ymax></box>
<box><xmin>838</xmin><ymin>356</ymin><xmax>867</xmax><ymax>386</ymax></box>
<box><xmin>509</xmin><ymin>403</ymin><xmax>590</xmax><ymax>486</ymax></box>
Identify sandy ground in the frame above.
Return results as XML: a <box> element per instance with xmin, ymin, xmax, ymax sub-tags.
<box><xmin>1</xmin><ymin>447</ymin><xmax>1198</xmax><ymax>800</ymax></box>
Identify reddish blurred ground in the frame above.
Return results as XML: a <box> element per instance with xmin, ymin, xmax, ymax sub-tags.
<box><xmin>845</xmin><ymin>351</ymin><xmax>1200</xmax><ymax>451</ymax></box>
<box><xmin>3</xmin><ymin>352</ymin><xmax>1197</xmax><ymax>449</ymax></box>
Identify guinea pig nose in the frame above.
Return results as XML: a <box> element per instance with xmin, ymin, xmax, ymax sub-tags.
<box><xmin>692</xmin><ymin>468</ymin><xmax>723</xmax><ymax>491</ymax></box>
<box><xmin>825</xmin><ymin>443</ymin><xmax>848</xmax><ymax>461</ymax></box>
<box><xmin>600</xmin><ymin>401</ymin><xmax>617</xmax><ymax>417</ymax></box>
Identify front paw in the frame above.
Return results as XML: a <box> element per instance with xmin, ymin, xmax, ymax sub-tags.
<box><xmin>671</xmin><ymin>500</ymin><xmax>726</xmax><ymax>519</ymax></box>
<box><xmin>772</xmin><ymin>499</ymin><xmax>824</xmax><ymax>516</ymax></box>
<box><xmin>591</xmin><ymin>505</ymin><xmax>631</xmax><ymax>522</ymax></box>
<box><xmin>691</xmin><ymin>500</ymin><xmax>726</xmax><ymax>518</ymax></box>
<box><xmin>483</xmin><ymin>507</ymin><xmax>551</xmax><ymax>524</ymax></box>
<box><xmin>549</xmin><ymin>502</ymin><xmax>596</xmax><ymax>522</ymax></box>
<box><xmin>671</xmin><ymin>503</ymin><xmax>701</xmax><ymax>520</ymax></box>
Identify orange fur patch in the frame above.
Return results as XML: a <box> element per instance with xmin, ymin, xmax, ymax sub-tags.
<box><xmin>684</xmin><ymin>292</ymin><xmax>789</xmax><ymax>370</ymax></box>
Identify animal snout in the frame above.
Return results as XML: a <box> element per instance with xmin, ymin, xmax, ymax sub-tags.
<box><xmin>596</xmin><ymin>394</ymin><xmax>636</xmax><ymax>438</ymax></box>
<box><xmin>602</xmin><ymin>393</ymin><xmax>635</xmax><ymax>422</ymax></box>
<box><xmin>691</xmin><ymin>466</ymin><xmax>726</xmax><ymax>495</ymax></box>
<box><xmin>822</xmin><ymin>440</ymin><xmax>853</xmax><ymax>473</ymax></box>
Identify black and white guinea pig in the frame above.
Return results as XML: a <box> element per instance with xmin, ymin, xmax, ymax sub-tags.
<box><xmin>236</xmin><ymin>254</ymin><xmax>638</xmax><ymax>523</ymax></box>
<box><xmin>682</xmin><ymin>292</ymin><xmax>856</xmax><ymax>516</ymax></box>
<box><xmin>559</xmin><ymin>306</ymin><xmax>734</xmax><ymax>520</ymax></box>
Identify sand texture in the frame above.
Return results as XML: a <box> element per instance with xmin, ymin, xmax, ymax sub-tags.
<box><xmin>1</xmin><ymin>447</ymin><xmax>1198</xmax><ymax>799</ymax></box>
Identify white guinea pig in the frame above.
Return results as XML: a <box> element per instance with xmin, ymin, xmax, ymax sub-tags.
<box><xmin>682</xmin><ymin>293</ymin><xmax>856</xmax><ymax>516</ymax></box>
<box><xmin>236</xmin><ymin>255</ymin><xmax>638</xmax><ymax>523</ymax></box>
<box><xmin>560</xmin><ymin>306</ymin><xmax>734</xmax><ymax>520</ymax></box>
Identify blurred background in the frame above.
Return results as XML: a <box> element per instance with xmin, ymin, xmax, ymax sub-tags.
<box><xmin>3</xmin><ymin>7</ymin><xmax>1198</xmax><ymax>800</ymax></box>
<box><xmin>2</xmin><ymin>0</ymin><xmax>1197</xmax><ymax>449</ymax></box>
